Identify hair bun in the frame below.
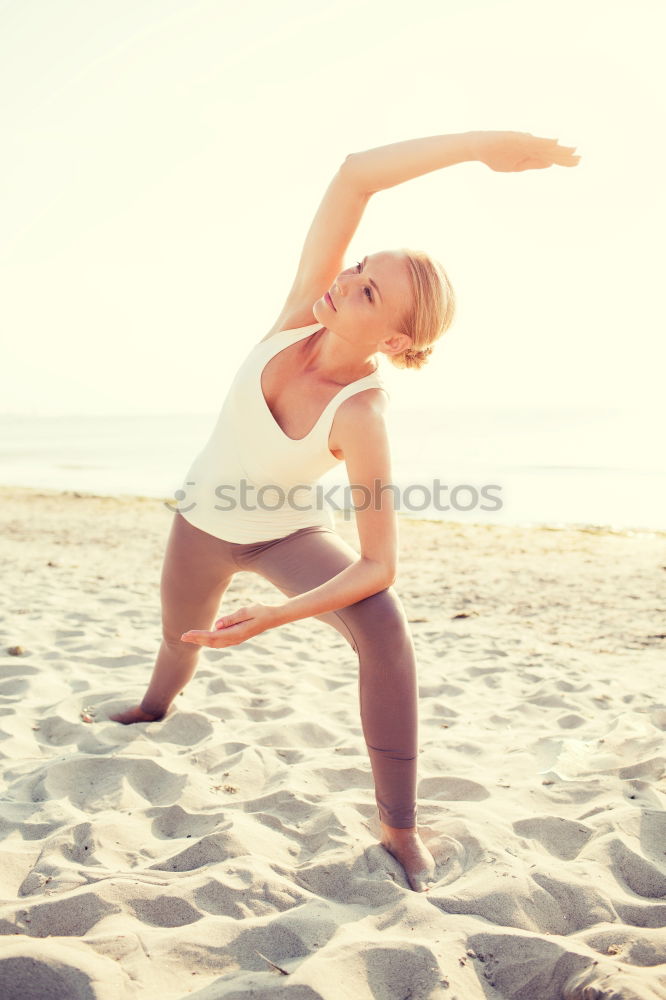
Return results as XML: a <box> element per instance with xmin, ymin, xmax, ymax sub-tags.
<box><xmin>404</xmin><ymin>345</ymin><xmax>433</xmax><ymax>362</ymax></box>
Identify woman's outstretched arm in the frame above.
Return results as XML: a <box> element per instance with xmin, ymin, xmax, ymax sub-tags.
<box><xmin>269</xmin><ymin>130</ymin><xmax>579</xmax><ymax>334</ymax></box>
<box><xmin>343</xmin><ymin>130</ymin><xmax>580</xmax><ymax>193</ymax></box>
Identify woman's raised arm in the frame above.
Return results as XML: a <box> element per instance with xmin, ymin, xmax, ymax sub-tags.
<box><xmin>265</xmin><ymin>161</ymin><xmax>372</xmax><ymax>336</ymax></box>
<box><xmin>268</xmin><ymin>131</ymin><xmax>579</xmax><ymax>335</ymax></box>
<box><xmin>343</xmin><ymin>130</ymin><xmax>579</xmax><ymax>193</ymax></box>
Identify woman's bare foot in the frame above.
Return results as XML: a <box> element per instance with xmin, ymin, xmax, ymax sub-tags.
<box><xmin>108</xmin><ymin>705</ymin><xmax>164</xmax><ymax>725</ymax></box>
<box><xmin>379</xmin><ymin>821</ymin><xmax>437</xmax><ymax>892</ymax></box>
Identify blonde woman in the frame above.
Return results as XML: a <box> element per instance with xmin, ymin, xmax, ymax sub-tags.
<box><xmin>111</xmin><ymin>130</ymin><xmax>580</xmax><ymax>892</ymax></box>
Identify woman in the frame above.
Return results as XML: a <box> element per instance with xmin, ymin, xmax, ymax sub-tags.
<box><xmin>110</xmin><ymin>130</ymin><xmax>580</xmax><ymax>892</ymax></box>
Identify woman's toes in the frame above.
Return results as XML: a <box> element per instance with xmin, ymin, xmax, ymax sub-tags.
<box><xmin>407</xmin><ymin>868</ymin><xmax>437</xmax><ymax>893</ymax></box>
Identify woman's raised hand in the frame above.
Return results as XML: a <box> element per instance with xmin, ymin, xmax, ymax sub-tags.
<box><xmin>472</xmin><ymin>131</ymin><xmax>580</xmax><ymax>172</ymax></box>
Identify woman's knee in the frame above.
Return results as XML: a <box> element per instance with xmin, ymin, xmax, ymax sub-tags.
<box><xmin>341</xmin><ymin>586</ymin><xmax>413</xmax><ymax>653</ymax></box>
<box><xmin>359</xmin><ymin>585</ymin><xmax>407</xmax><ymax>622</ymax></box>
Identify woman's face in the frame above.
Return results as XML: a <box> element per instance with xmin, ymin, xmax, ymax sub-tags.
<box><xmin>313</xmin><ymin>250</ymin><xmax>414</xmax><ymax>356</ymax></box>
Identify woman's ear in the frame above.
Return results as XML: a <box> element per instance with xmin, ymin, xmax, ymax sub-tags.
<box><xmin>379</xmin><ymin>332</ymin><xmax>413</xmax><ymax>358</ymax></box>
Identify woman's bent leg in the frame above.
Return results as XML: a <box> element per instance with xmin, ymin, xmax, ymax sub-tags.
<box><xmin>236</xmin><ymin>526</ymin><xmax>419</xmax><ymax>829</ymax></box>
<box><xmin>139</xmin><ymin>513</ymin><xmax>237</xmax><ymax>718</ymax></box>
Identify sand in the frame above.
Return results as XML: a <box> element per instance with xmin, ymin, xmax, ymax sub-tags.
<box><xmin>0</xmin><ymin>485</ymin><xmax>665</xmax><ymax>1000</ymax></box>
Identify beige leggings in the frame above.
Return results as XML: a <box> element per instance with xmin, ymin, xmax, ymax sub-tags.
<box><xmin>143</xmin><ymin>512</ymin><xmax>419</xmax><ymax>828</ymax></box>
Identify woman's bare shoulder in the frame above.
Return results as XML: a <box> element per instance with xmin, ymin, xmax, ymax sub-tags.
<box><xmin>337</xmin><ymin>386</ymin><xmax>389</xmax><ymax>420</ymax></box>
<box><xmin>329</xmin><ymin>387</ymin><xmax>389</xmax><ymax>459</ymax></box>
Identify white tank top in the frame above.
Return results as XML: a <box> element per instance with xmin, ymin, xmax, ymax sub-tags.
<box><xmin>178</xmin><ymin>322</ymin><xmax>388</xmax><ymax>542</ymax></box>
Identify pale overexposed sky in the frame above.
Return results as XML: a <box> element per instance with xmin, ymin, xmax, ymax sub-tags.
<box><xmin>2</xmin><ymin>0</ymin><xmax>665</xmax><ymax>416</ymax></box>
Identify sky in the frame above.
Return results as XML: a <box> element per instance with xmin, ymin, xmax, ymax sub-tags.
<box><xmin>2</xmin><ymin>0</ymin><xmax>665</xmax><ymax>417</ymax></box>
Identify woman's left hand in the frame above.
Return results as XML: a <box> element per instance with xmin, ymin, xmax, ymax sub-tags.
<box><xmin>181</xmin><ymin>602</ymin><xmax>284</xmax><ymax>648</ymax></box>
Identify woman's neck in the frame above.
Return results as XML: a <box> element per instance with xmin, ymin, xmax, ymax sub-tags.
<box><xmin>305</xmin><ymin>327</ymin><xmax>378</xmax><ymax>384</ymax></box>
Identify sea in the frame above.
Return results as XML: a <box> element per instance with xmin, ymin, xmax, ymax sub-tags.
<box><xmin>1</xmin><ymin>404</ymin><xmax>664</xmax><ymax>533</ymax></box>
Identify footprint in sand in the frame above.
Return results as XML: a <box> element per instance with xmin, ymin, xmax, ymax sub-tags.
<box><xmin>512</xmin><ymin>815</ymin><xmax>593</xmax><ymax>861</ymax></box>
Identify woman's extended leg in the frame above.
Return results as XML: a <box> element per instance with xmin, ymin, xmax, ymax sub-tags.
<box><xmin>111</xmin><ymin>513</ymin><xmax>237</xmax><ymax>722</ymax></box>
<box><xmin>234</xmin><ymin>525</ymin><xmax>419</xmax><ymax>830</ymax></box>
<box><xmin>234</xmin><ymin>525</ymin><xmax>436</xmax><ymax>891</ymax></box>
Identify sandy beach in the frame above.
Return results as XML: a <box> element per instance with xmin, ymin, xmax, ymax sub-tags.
<box><xmin>1</xmin><ymin>485</ymin><xmax>665</xmax><ymax>1000</ymax></box>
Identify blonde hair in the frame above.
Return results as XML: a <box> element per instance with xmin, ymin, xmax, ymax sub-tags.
<box><xmin>390</xmin><ymin>249</ymin><xmax>456</xmax><ymax>370</ymax></box>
